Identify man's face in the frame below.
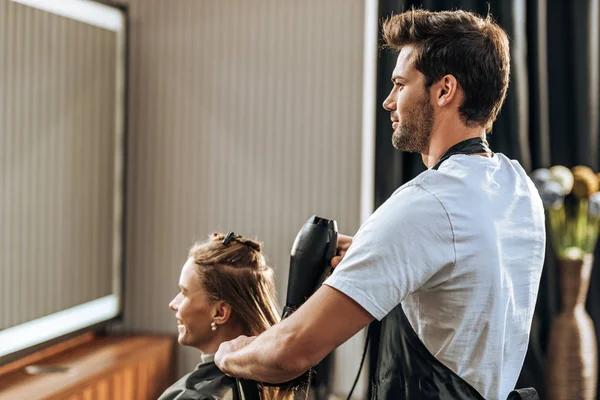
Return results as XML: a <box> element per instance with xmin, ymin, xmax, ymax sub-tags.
<box><xmin>383</xmin><ymin>46</ymin><xmax>434</xmax><ymax>153</ymax></box>
<box><xmin>169</xmin><ymin>258</ymin><xmax>215</xmax><ymax>349</ymax></box>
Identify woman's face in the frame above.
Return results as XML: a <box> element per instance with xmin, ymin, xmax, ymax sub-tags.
<box><xmin>169</xmin><ymin>258</ymin><xmax>216</xmax><ymax>350</ymax></box>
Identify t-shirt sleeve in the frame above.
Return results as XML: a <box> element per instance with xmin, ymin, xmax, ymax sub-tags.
<box><xmin>324</xmin><ymin>184</ymin><xmax>456</xmax><ymax>320</ymax></box>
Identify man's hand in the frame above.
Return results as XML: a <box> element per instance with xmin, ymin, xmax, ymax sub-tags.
<box><xmin>209</xmin><ymin>286</ymin><xmax>374</xmax><ymax>383</ymax></box>
<box><xmin>331</xmin><ymin>234</ymin><xmax>353</xmax><ymax>268</ymax></box>
<box><xmin>215</xmin><ymin>335</ymin><xmax>256</xmax><ymax>375</ymax></box>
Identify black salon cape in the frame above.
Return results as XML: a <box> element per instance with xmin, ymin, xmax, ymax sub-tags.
<box><xmin>157</xmin><ymin>361</ymin><xmax>242</xmax><ymax>400</ymax></box>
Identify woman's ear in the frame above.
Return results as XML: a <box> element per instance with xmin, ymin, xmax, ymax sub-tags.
<box><xmin>433</xmin><ymin>74</ymin><xmax>459</xmax><ymax>107</ymax></box>
<box><xmin>212</xmin><ymin>301</ymin><xmax>232</xmax><ymax>326</ymax></box>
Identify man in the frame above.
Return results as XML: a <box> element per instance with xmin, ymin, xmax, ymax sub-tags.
<box><xmin>215</xmin><ymin>9</ymin><xmax>545</xmax><ymax>400</ymax></box>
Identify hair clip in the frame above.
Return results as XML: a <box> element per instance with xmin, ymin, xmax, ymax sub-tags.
<box><xmin>222</xmin><ymin>231</ymin><xmax>236</xmax><ymax>246</ymax></box>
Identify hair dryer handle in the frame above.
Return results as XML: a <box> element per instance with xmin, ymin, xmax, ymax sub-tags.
<box><xmin>326</xmin><ymin>228</ymin><xmax>338</xmax><ymax>261</ymax></box>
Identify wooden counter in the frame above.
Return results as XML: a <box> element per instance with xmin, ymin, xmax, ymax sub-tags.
<box><xmin>0</xmin><ymin>335</ymin><xmax>176</xmax><ymax>400</ymax></box>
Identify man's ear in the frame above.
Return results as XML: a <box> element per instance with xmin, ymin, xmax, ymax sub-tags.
<box><xmin>432</xmin><ymin>74</ymin><xmax>459</xmax><ymax>107</ymax></box>
<box><xmin>212</xmin><ymin>301</ymin><xmax>233</xmax><ymax>327</ymax></box>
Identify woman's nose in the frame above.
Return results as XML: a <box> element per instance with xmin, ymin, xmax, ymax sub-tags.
<box><xmin>169</xmin><ymin>294</ymin><xmax>179</xmax><ymax>311</ymax></box>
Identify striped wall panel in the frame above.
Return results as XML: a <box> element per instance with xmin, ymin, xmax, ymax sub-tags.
<box><xmin>117</xmin><ymin>0</ymin><xmax>367</xmax><ymax>396</ymax></box>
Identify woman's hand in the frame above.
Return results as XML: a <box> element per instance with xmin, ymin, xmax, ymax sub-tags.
<box><xmin>331</xmin><ymin>234</ymin><xmax>353</xmax><ymax>268</ymax></box>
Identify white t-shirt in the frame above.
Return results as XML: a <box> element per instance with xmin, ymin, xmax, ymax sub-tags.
<box><xmin>324</xmin><ymin>153</ymin><xmax>545</xmax><ymax>400</ymax></box>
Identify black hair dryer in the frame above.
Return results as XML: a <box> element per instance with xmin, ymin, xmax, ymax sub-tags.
<box><xmin>282</xmin><ymin>216</ymin><xmax>338</xmax><ymax>319</ymax></box>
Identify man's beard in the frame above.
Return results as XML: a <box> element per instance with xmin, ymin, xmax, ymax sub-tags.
<box><xmin>391</xmin><ymin>96</ymin><xmax>434</xmax><ymax>153</ymax></box>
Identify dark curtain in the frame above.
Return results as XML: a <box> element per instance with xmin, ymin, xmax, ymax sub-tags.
<box><xmin>372</xmin><ymin>0</ymin><xmax>600</xmax><ymax>398</ymax></box>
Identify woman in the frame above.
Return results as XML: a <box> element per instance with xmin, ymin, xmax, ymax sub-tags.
<box><xmin>158</xmin><ymin>232</ymin><xmax>288</xmax><ymax>400</ymax></box>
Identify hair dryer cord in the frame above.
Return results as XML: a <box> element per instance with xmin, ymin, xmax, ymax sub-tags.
<box><xmin>346</xmin><ymin>326</ymin><xmax>371</xmax><ymax>400</ymax></box>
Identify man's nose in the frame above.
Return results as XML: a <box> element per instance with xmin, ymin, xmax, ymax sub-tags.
<box><xmin>383</xmin><ymin>92</ymin><xmax>396</xmax><ymax>111</ymax></box>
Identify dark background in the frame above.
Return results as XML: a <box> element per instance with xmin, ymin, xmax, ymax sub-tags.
<box><xmin>372</xmin><ymin>1</ymin><xmax>600</xmax><ymax>398</ymax></box>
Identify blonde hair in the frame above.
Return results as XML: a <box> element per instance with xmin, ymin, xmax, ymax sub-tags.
<box><xmin>189</xmin><ymin>232</ymin><xmax>280</xmax><ymax>335</ymax></box>
<box><xmin>189</xmin><ymin>233</ymin><xmax>299</xmax><ymax>399</ymax></box>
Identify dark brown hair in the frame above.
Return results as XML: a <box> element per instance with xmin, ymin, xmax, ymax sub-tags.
<box><xmin>382</xmin><ymin>8</ymin><xmax>510</xmax><ymax>129</ymax></box>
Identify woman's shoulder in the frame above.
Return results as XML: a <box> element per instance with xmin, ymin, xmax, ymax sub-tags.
<box><xmin>157</xmin><ymin>362</ymin><xmax>237</xmax><ymax>400</ymax></box>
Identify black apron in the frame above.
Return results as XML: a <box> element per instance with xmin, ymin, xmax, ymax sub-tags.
<box><xmin>370</xmin><ymin>138</ymin><xmax>538</xmax><ymax>400</ymax></box>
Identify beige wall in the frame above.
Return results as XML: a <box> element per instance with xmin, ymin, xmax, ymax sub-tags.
<box><xmin>115</xmin><ymin>0</ymin><xmax>368</xmax><ymax>396</ymax></box>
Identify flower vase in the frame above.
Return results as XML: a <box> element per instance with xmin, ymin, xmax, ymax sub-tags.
<box><xmin>546</xmin><ymin>254</ymin><xmax>597</xmax><ymax>399</ymax></box>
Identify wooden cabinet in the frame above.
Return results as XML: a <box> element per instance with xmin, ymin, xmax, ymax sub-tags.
<box><xmin>0</xmin><ymin>335</ymin><xmax>176</xmax><ymax>400</ymax></box>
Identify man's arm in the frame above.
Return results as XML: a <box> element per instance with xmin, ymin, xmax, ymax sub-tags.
<box><xmin>215</xmin><ymin>284</ymin><xmax>374</xmax><ymax>383</ymax></box>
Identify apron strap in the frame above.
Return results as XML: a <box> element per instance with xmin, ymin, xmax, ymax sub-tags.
<box><xmin>432</xmin><ymin>137</ymin><xmax>491</xmax><ymax>170</ymax></box>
